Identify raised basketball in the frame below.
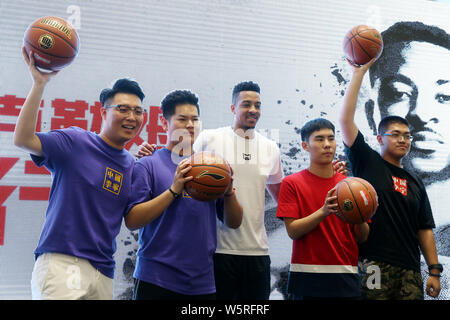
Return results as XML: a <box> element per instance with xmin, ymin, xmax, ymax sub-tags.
<box><xmin>23</xmin><ymin>16</ymin><xmax>80</xmax><ymax>71</ymax></box>
<box><xmin>184</xmin><ymin>151</ymin><xmax>232</xmax><ymax>202</ymax></box>
<box><xmin>333</xmin><ymin>177</ymin><xmax>378</xmax><ymax>224</ymax></box>
<box><xmin>343</xmin><ymin>25</ymin><xmax>383</xmax><ymax>66</ymax></box>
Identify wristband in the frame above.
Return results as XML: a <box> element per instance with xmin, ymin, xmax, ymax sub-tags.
<box><xmin>428</xmin><ymin>263</ymin><xmax>443</xmax><ymax>273</ymax></box>
<box><xmin>168</xmin><ymin>188</ymin><xmax>179</xmax><ymax>199</ymax></box>
<box><xmin>428</xmin><ymin>272</ymin><xmax>441</xmax><ymax>278</ymax></box>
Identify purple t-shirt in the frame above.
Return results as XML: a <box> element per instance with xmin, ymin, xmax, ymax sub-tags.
<box><xmin>127</xmin><ymin>148</ymin><xmax>224</xmax><ymax>295</ymax></box>
<box><xmin>31</xmin><ymin>126</ymin><xmax>134</xmax><ymax>278</ymax></box>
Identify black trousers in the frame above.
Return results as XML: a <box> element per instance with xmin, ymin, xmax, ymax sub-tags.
<box><xmin>133</xmin><ymin>279</ymin><xmax>216</xmax><ymax>300</ymax></box>
<box><xmin>213</xmin><ymin>253</ymin><xmax>271</xmax><ymax>300</ymax></box>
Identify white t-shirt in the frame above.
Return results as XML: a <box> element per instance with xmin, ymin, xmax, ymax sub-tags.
<box><xmin>194</xmin><ymin>126</ymin><xmax>283</xmax><ymax>256</ymax></box>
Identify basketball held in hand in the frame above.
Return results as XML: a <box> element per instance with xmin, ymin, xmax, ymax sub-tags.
<box><xmin>184</xmin><ymin>151</ymin><xmax>232</xmax><ymax>201</ymax></box>
<box><xmin>23</xmin><ymin>16</ymin><xmax>80</xmax><ymax>71</ymax></box>
<box><xmin>343</xmin><ymin>25</ymin><xmax>383</xmax><ymax>66</ymax></box>
<box><xmin>333</xmin><ymin>177</ymin><xmax>378</xmax><ymax>224</ymax></box>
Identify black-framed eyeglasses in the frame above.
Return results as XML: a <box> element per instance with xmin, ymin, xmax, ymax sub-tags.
<box><xmin>106</xmin><ymin>104</ymin><xmax>144</xmax><ymax>116</ymax></box>
<box><xmin>381</xmin><ymin>133</ymin><xmax>414</xmax><ymax>141</ymax></box>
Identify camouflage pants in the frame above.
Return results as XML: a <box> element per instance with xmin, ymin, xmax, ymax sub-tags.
<box><xmin>359</xmin><ymin>259</ymin><xmax>424</xmax><ymax>300</ymax></box>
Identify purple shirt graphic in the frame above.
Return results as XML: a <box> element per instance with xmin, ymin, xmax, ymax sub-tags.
<box><xmin>127</xmin><ymin>148</ymin><xmax>224</xmax><ymax>295</ymax></box>
<box><xmin>31</xmin><ymin>126</ymin><xmax>134</xmax><ymax>278</ymax></box>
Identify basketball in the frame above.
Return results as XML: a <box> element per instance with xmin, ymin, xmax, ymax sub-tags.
<box><xmin>333</xmin><ymin>177</ymin><xmax>378</xmax><ymax>224</ymax></box>
<box><xmin>184</xmin><ymin>151</ymin><xmax>232</xmax><ymax>201</ymax></box>
<box><xmin>23</xmin><ymin>16</ymin><xmax>80</xmax><ymax>71</ymax></box>
<box><xmin>343</xmin><ymin>25</ymin><xmax>383</xmax><ymax>66</ymax></box>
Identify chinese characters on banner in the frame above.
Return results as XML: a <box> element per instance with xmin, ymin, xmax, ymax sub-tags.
<box><xmin>0</xmin><ymin>94</ymin><xmax>167</xmax><ymax>245</ymax></box>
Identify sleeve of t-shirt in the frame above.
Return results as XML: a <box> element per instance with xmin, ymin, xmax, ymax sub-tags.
<box><xmin>267</xmin><ymin>142</ymin><xmax>284</xmax><ymax>185</ymax></box>
<box><xmin>125</xmin><ymin>160</ymin><xmax>153</xmax><ymax>215</ymax></box>
<box><xmin>276</xmin><ymin>177</ymin><xmax>301</xmax><ymax>220</ymax></box>
<box><xmin>30</xmin><ymin>127</ymin><xmax>76</xmax><ymax>171</ymax></box>
<box><xmin>344</xmin><ymin>130</ymin><xmax>377</xmax><ymax>176</ymax></box>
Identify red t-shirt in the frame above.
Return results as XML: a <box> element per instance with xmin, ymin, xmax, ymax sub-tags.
<box><xmin>277</xmin><ymin>169</ymin><xmax>358</xmax><ymax>271</ymax></box>
<box><xmin>276</xmin><ymin>169</ymin><xmax>360</xmax><ymax>297</ymax></box>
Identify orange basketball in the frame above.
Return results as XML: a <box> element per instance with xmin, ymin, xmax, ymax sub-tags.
<box><xmin>343</xmin><ymin>25</ymin><xmax>383</xmax><ymax>66</ymax></box>
<box><xmin>333</xmin><ymin>177</ymin><xmax>378</xmax><ymax>224</ymax></box>
<box><xmin>23</xmin><ymin>16</ymin><xmax>80</xmax><ymax>71</ymax></box>
<box><xmin>184</xmin><ymin>151</ymin><xmax>232</xmax><ymax>201</ymax></box>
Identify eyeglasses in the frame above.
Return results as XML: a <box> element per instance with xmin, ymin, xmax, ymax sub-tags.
<box><xmin>106</xmin><ymin>104</ymin><xmax>144</xmax><ymax>116</ymax></box>
<box><xmin>381</xmin><ymin>133</ymin><xmax>414</xmax><ymax>141</ymax></box>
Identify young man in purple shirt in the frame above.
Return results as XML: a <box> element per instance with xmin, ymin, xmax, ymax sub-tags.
<box><xmin>125</xmin><ymin>90</ymin><xmax>243</xmax><ymax>300</ymax></box>
<box><xmin>14</xmin><ymin>48</ymin><xmax>145</xmax><ymax>299</ymax></box>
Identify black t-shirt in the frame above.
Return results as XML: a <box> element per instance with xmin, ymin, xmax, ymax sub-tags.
<box><xmin>344</xmin><ymin>131</ymin><xmax>435</xmax><ymax>272</ymax></box>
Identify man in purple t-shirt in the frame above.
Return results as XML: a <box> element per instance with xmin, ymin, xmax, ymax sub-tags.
<box><xmin>14</xmin><ymin>48</ymin><xmax>145</xmax><ymax>299</ymax></box>
<box><xmin>125</xmin><ymin>90</ymin><xmax>243</xmax><ymax>299</ymax></box>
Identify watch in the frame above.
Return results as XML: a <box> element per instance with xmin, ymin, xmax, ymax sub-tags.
<box><xmin>428</xmin><ymin>263</ymin><xmax>443</xmax><ymax>273</ymax></box>
<box><xmin>168</xmin><ymin>188</ymin><xmax>179</xmax><ymax>199</ymax></box>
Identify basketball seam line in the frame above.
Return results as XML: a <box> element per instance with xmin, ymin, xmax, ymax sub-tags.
<box><xmin>344</xmin><ymin>180</ymin><xmax>365</xmax><ymax>223</ymax></box>
<box><xmin>343</xmin><ymin>36</ymin><xmax>352</xmax><ymax>50</ymax></box>
<box><xmin>24</xmin><ymin>40</ymin><xmax>76</xmax><ymax>59</ymax></box>
<box><xmin>353</xmin><ymin>37</ymin><xmax>372</xmax><ymax>62</ymax></box>
<box><xmin>335</xmin><ymin>188</ymin><xmax>345</xmax><ymax>221</ymax></box>
<box><xmin>187</xmin><ymin>180</ymin><xmax>229</xmax><ymax>188</ymax></box>
<box><xmin>29</xmin><ymin>26</ymin><xmax>78</xmax><ymax>52</ymax></box>
<box><xmin>350</xmin><ymin>28</ymin><xmax>377</xmax><ymax>39</ymax></box>
<box><xmin>348</xmin><ymin>30</ymin><xmax>357</xmax><ymax>63</ymax></box>
<box><xmin>355</xmin><ymin>32</ymin><xmax>382</xmax><ymax>46</ymax></box>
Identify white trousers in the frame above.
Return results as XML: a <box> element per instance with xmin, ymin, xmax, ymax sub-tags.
<box><xmin>31</xmin><ymin>253</ymin><xmax>113</xmax><ymax>300</ymax></box>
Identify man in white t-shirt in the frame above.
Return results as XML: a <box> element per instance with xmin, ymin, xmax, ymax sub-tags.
<box><xmin>194</xmin><ymin>81</ymin><xmax>283</xmax><ymax>300</ymax></box>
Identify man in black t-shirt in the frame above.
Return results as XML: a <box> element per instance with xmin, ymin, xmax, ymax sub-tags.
<box><xmin>339</xmin><ymin>59</ymin><xmax>442</xmax><ymax>299</ymax></box>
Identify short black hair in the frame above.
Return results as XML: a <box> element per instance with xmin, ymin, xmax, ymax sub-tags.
<box><xmin>300</xmin><ymin>118</ymin><xmax>335</xmax><ymax>142</ymax></box>
<box><xmin>369</xmin><ymin>21</ymin><xmax>450</xmax><ymax>87</ymax></box>
<box><xmin>378</xmin><ymin>116</ymin><xmax>410</xmax><ymax>135</ymax></box>
<box><xmin>232</xmin><ymin>81</ymin><xmax>260</xmax><ymax>104</ymax></box>
<box><xmin>160</xmin><ymin>90</ymin><xmax>200</xmax><ymax>119</ymax></box>
<box><xmin>99</xmin><ymin>78</ymin><xmax>145</xmax><ymax>106</ymax></box>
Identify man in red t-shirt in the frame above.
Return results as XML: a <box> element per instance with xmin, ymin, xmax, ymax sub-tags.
<box><xmin>276</xmin><ymin>118</ymin><xmax>369</xmax><ymax>299</ymax></box>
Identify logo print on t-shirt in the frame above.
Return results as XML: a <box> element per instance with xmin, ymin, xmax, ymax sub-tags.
<box><xmin>182</xmin><ymin>190</ymin><xmax>192</xmax><ymax>198</ymax></box>
<box><xmin>392</xmin><ymin>176</ymin><xmax>407</xmax><ymax>196</ymax></box>
<box><xmin>243</xmin><ymin>153</ymin><xmax>251</xmax><ymax>160</ymax></box>
<box><xmin>103</xmin><ymin>167</ymin><xmax>123</xmax><ymax>195</ymax></box>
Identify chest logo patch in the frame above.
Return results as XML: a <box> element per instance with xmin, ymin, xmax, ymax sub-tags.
<box><xmin>392</xmin><ymin>176</ymin><xmax>407</xmax><ymax>196</ymax></box>
<box><xmin>182</xmin><ymin>190</ymin><xmax>192</xmax><ymax>198</ymax></box>
<box><xmin>103</xmin><ymin>167</ymin><xmax>123</xmax><ymax>195</ymax></box>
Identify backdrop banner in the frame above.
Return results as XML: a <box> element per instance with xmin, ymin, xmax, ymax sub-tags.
<box><xmin>0</xmin><ymin>0</ymin><xmax>448</xmax><ymax>300</ymax></box>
